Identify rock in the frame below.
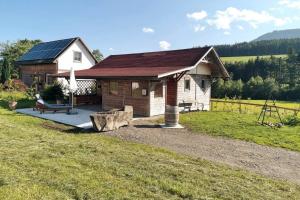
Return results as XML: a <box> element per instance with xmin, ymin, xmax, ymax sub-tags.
<box><xmin>90</xmin><ymin>105</ymin><xmax>133</xmax><ymax>132</ymax></box>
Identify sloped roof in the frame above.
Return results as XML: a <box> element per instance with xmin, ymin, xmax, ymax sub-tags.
<box><xmin>56</xmin><ymin>47</ymin><xmax>229</xmax><ymax>79</ymax></box>
<box><xmin>16</xmin><ymin>37</ymin><xmax>97</xmax><ymax>65</ymax></box>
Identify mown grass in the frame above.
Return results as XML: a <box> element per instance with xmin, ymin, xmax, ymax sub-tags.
<box><xmin>181</xmin><ymin>111</ymin><xmax>300</xmax><ymax>152</ymax></box>
<box><xmin>211</xmin><ymin>99</ymin><xmax>300</xmax><ymax>118</ymax></box>
<box><xmin>237</xmin><ymin>99</ymin><xmax>300</xmax><ymax>109</ymax></box>
<box><xmin>221</xmin><ymin>54</ymin><xmax>287</xmax><ymax>63</ymax></box>
<box><xmin>0</xmin><ymin>106</ymin><xmax>300</xmax><ymax>198</ymax></box>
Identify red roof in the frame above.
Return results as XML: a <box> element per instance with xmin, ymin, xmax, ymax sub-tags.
<box><xmin>57</xmin><ymin>47</ymin><xmax>225</xmax><ymax>79</ymax></box>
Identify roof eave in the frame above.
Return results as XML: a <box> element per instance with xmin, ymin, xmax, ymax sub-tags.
<box><xmin>50</xmin><ymin>73</ymin><xmax>159</xmax><ymax>80</ymax></box>
<box><xmin>16</xmin><ymin>59</ymin><xmax>55</xmax><ymax>66</ymax></box>
<box><xmin>157</xmin><ymin>47</ymin><xmax>229</xmax><ymax>79</ymax></box>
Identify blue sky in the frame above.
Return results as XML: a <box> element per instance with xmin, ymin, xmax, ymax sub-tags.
<box><xmin>0</xmin><ymin>0</ymin><xmax>300</xmax><ymax>56</ymax></box>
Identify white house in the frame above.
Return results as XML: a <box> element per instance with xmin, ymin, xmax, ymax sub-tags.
<box><xmin>16</xmin><ymin>37</ymin><xmax>97</xmax><ymax>88</ymax></box>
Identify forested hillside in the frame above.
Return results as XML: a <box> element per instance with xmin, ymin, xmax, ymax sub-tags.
<box><xmin>214</xmin><ymin>38</ymin><xmax>300</xmax><ymax>57</ymax></box>
<box><xmin>212</xmin><ymin>51</ymin><xmax>300</xmax><ymax>100</ymax></box>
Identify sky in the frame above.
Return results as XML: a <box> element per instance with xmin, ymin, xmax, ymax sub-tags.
<box><xmin>0</xmin><ymin>0</ymin><xmax>300</xmax><ymax>56</ymax></box>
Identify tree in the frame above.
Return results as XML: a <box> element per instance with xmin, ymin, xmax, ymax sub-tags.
<box><xmin>211</xmin><ymin>78</ymin><xmax>225</xmax><ymax>98</ymax></box>
<box><xmin>92</xmin><ymin>49</ymin><xmax>104</xmax><ymax>62</ymax></box>
<box><xmin>0</xmin><ymin>39</ymin><xmax>41</xmax><ymax>76</ymax></box>
<box><xmin>1</xmin><ymin>58</ymin><xmax>10</xmax><ymax>83</ymax></box>
<box><xmin>244</xmin><ymin>76</ymin><xmax>264</xmax><ymax>99</ymax></box>
<box><xmin>262</xmin><ymin>78</ymin><xmax>279</xmax><ymax>97</ymax></box>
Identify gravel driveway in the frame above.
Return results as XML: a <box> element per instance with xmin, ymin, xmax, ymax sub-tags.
<box><xmin>103</xmin><ymin>119</ymin><xmax>300</xmax><ymax>184</ymax></box>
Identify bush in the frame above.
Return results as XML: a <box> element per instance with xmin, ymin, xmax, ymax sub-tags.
<box><xmin>42</xmin><ymin>82</ymin><xmax>64</xmax><ymax>101</ymax></box>
<box><xmin>283</xmin><ymin>115</ymin><xmax>300</xmax><ymax>126</ymax></box>
<box><xmin>25</xmin><ymin>87</ymin><xmax>37</xmax><ymax>100</ymax></box>
<box><xmin>3</xmin><ymin>79</ymin><xmax>28</xmax><ymax>92</ymax></box>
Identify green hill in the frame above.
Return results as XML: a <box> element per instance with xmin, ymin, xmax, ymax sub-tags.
<box><xmin>214</xmin><ymin>38</ymin><xmax>300</xmax><ymax>57</ymax></box>
<box><xmin>254</xmin><ymin>29</ymin><xmax>300</xmax><ymax>41</ymax></box>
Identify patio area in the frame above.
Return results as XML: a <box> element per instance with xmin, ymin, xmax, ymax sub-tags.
<box><xmin>16</xmin><ymin>105</ymin><xmax>102</xmax><ymax>129</ymax></box>
<box><xmin>16</xmin><ymin>105</ymin><xmax>150</xmax><ymax>130</ymax></box>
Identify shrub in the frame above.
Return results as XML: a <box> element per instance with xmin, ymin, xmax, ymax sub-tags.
<box><xmin>3</xmin><ymin>79</ymin><xmax>28</xmax><ymax>92</ymax></box>
<box><xmin>25</xmin><ymin>87</ymin><xmax>37</xmax><ymax>100</ymax></box>
<box><xmin>42</xmin><ymin>82</ymin><xmax>64</xmax><ymax>101</ymax></box>
<box><xmin>283</xmin><ymin>115</ymin><xmax>300</xmax><ymax>126</ymax></box>
<box><xmin>0</xmin><ymin>84</ymin><xmax>3</xmax><ymax>92</ymax></box>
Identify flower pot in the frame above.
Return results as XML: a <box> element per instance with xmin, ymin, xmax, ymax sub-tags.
<box><xmin>8</xmin><ymin>101</ymin><xmax>18</xmax><ymax>110</ymax></box>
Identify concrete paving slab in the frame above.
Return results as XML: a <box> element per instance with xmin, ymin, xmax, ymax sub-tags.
<box><xmin>16</xmin><ymin>108</ymin><xmax>94</xmax><ymax>129</ymax></box>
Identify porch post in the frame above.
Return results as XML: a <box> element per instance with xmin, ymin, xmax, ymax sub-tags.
<box><xmin>165</xmin><ymin>77</ymin><xmax>179</xmax><ymax>127</ymax></box>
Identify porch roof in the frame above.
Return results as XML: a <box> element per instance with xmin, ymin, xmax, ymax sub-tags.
<box><xmin>54</xmin><ymin>47</ymin><xmax>229</xmax><ymax>80</ymax></box>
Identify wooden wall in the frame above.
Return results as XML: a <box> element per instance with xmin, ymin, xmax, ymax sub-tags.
<box><xmin>20</xmin><ymin>64</ymin><xmax>58</xmax><ymax>86</ymax></box>
<box><xmin>101</xmin><ymin>80</ymin><xmax>150</xmax><ymax>116</ymax></box>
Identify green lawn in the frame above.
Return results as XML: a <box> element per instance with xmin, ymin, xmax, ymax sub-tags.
<box><xmin>221</xmin><ymin>54</ymin><xmax>287</xmax><ymax>63</ymax></box>
<box><xmin>0</xmin><ymin>100</ymin><xmax>299</xmax><ymax>198</ymax></box>
<box><xmin>211</xmin><ymin>99</ymin><xmax>300</xmax><ymax>117</ymax></box>
<box><xmin>237</xmin><ymin>99</ymin><xmax>300</xmax><ymax>109</ymax></box>
<box><xmin>181</xmin><ymin>111</ymin><xmax>300</xmax><ymax>152</ymax></box>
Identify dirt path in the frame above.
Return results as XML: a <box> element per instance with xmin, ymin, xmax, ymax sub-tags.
<box><xmin>103</xmin><ymin>120</ymin><xmax>300</xmax><ymax>184</ymax></box>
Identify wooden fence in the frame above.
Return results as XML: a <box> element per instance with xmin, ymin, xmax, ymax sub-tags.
<box><xmin>210</xmin><ymin>99</ymin><xmax>300</xmax><ymax>117</ymax></box>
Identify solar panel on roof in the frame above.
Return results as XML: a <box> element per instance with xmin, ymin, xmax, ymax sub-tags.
<box><xmin>17</xmin><ymin>38</ymin><xmax>76</xmax><ymax>63</ymax></box>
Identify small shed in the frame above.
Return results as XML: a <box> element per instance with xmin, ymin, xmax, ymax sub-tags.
<box><xmin>55</xmin><ymin>47</ymin><xmax>229</xmax><ymax>126</ymax></box>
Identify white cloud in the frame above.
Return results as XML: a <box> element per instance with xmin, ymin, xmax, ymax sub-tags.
<box><xmin>224</xmin><ymin>31</ymin><xmax>231</xmax><ymax>35</ymax></box>
<box><xmin>279</xmin><ymin>0</ymin><xmax>300</xmax><ymax>9</ymax></box>
<box><xmin>207</xmin><ymin>7</ymin><xmax>289</xmax><ymax>30</ymax></box>
<box><xmin>159</xmin><ymin>41</ymin><xmax>171</xmax><ymax>50</ymax></box>
<box><xmin>194</xmin><ymin>25</ymin><xmax>206</xmax><ymax>32</ymax></box>
<box><xmin>187</xmin><ymin>11</ymin><xmax>207</xmax><ymax>21</ymax></box>
<box><xmin>142</xmin><ymin>27</ymin><xmax>155</xmax><ymax>33</ymax></box>
<box><xmin>108</xmin><ymin>48</ymin><xmax>114</xmax><ymax>51</ymax></box>
<box><xmin>237</xmin><ymin>25</ymin><xmax>244</xmax><ymax>30</ymax></box>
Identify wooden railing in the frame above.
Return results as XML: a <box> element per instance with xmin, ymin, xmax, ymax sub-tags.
<box><xmin>210</xmin><ymin>99</ymin><xmax>300</xmax><ymax>116</ymax></box>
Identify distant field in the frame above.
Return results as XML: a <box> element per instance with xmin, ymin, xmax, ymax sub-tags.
<box><xmin>221</xmin><ymin>54</ymin><xmax>287</xmax><ymax>63</ymax></box>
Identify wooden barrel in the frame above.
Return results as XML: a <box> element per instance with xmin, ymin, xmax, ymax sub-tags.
<box><xmin>165</xmin><ymin>105</ymin><xmax>179</xmax><ymax>127</ymax></box>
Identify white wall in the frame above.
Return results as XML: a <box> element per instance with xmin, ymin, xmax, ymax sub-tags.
<box><xmin>177</xmin><ymin>74</ymin><xmax>211</xmax><ymax>111</ymax></box>
<box><xmin>177</xmin><ymin>63</ymin><xmax>212</xmax><ymax>111</ymax></box>
<box><xmin>149</xmin><ymin>81</ymin><xmax>166</xmax><ymax>116</ymax></box>
<box><xmin>188</xmin><ymin>63</ymin><xmax>211</xmax><ymax>75</ymax></box>
<box><xmin>57</xmin><ymin>40</ymin><xmax>96</xmax><ymax>73</ymax></box>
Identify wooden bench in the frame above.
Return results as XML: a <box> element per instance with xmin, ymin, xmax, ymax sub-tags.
<box><xmin>178</xmin><ymin>102</ymin><xmax>193</xmax><ymax>112</ymax></box>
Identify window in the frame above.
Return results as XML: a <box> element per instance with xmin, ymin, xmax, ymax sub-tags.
<box><xmin>154</xmin><ymin>83</ymin><xmax>163</xmax><ymax>98</ymax></box>
<box><xmin>201</xmin><ymin>79</ymin><xmax>206</xmax><ymax>90</ymax></box>
<box><xmin>73</xmin><ymin>51</ymin><xmax>82</xmax><ymax>62</ymax></box>
<box><xmin>109</xmin><ymin>81</ymin><xmax>118</xmax><ymax>95</ymax></box>
<box><xmin>184</xmin><ymin>79</ymin><xmax>190</xmax><ymax>91</ymax></box>
<box><xmin>132</xmin><ymin>82</ymin><xmax>142</xmax><ymax>97</ymax></box>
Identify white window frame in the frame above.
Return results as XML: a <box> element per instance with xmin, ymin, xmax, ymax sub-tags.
<box><xmin>184</xmin><ymin>79</ymin><xmax>191</xmax><ymax>92</ymax></box>
<box><xmin>73</xmin><ymin>51</ymin><xmax>82</xmax><ymax>63</ymax></box>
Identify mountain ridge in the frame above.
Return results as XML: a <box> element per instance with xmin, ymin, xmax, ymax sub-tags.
<box><xmin>253</xmin><ymin>28</ymin><xmax>300</xmax><ymax>41</ymax></box>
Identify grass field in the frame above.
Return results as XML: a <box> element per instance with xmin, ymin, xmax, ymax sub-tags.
<box><xmin>181</xmin><ymin>111</ymin><xmax>300</xmax><ymax>152</ymax></box>
<box><xmin>221</xmin><ymin>54</ymin><xmax>287</xmax><ymax>63</ymax></box>
<box><xmin>211</xmin><ymin>99</ymin><xmax>300</xmax><ymax>117</ymax></box>
<box><xmin>0</xmin><ymin>95</ymin><xmax>300</xmax><ymax>198</ymax></box>
<box><xmin>236</xmin><ymin>99</ymin><xmax>300</xmax><ymax>109</ymax></box>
